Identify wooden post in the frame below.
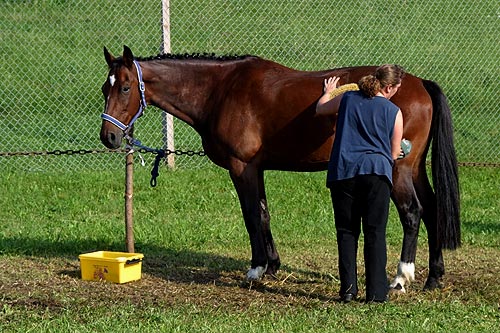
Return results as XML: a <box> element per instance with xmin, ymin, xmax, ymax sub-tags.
<box><xmin>122</xmin><ymin>1</ymin><xmax>171</xmax><ymax>252</ymax></box>
<box><xmin>125</xmin><ymin>150</ymin><xmax>135</xmax><ymax>253</ymax></box>
<box><xmin>161</xmin><ymin>0</ymin><xmax>175</xmax><ymax>169</ymax></box>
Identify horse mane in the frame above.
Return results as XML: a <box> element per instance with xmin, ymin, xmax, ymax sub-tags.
<box><xmin>135</xmin><ymin>52</ymin><xmax>256</xmax><ymax>62</ymax></box>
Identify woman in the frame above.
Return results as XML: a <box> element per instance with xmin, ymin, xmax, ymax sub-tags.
<box><xmin>316</xmin><ymin>64</ymin><xmax>405</xmax><ymax>303</ymax></box>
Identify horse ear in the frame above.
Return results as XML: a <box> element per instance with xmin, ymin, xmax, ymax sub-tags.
<box><xmin>104</xmin><ymin>46</ymin><xmax>115</xmax><ymax>68</ymax></box>
<box><xmin>122</xmin><ymin>45</ymin><xmax>134</xmax><ymax>68</ymax></box>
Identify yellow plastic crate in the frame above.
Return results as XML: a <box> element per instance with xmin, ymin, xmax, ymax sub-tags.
<box><xmin>79</xmin><ymin>251</ymin><xmax>144</xmax><ymax>284</ymax></box>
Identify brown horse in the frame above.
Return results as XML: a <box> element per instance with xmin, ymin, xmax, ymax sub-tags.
<box><xmin>100</xmin><ymin>46</ymin><xmax>460</xmax><ymax>292</ymax></box>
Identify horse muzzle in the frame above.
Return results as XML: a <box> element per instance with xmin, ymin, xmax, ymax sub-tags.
<box><xmin>100</xmin><ymin>123</ymin><xmax>124</xmax><ymax>149</ymax></box>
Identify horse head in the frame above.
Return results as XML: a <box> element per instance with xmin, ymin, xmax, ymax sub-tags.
<box><xmin>100</xmin><ymin>45</ymin><xmax>145</xmax><ymax>149</ymax></box>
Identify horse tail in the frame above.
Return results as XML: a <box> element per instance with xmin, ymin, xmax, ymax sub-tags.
<box><xmin>423</xmin><ymin>79</ymin><xmax>461</xmax><ymax>250</ymax></box>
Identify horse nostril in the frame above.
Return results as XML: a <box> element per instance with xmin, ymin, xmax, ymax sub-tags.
<box><xmin>106</xmin><ymin>131</ymin><xmax>122</xmax><ymax>148</ymax></box>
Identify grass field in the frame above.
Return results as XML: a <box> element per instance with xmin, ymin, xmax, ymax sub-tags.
<box><xmin>0</xmin><ymin>166</ymin><xmax>499</xmax><ymax>332</ymax></box>
<box><xmin>1</xmin><ymin>0</ymin><xmax>499</xmax><ymax>331</ymax></box>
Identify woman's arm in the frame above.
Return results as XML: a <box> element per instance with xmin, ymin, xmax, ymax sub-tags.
<box><xmin>316</xmin><ymin>76</ymin><xmax>341</xmax><ymax>116</ymax></box>
<box><xmin>391</xmin><ymin>110</ymin><xmax>404</xmax><ymax>160</ymax></box>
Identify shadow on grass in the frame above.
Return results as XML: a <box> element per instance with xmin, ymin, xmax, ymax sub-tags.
<box><xmin>0</xmin><ymin>234</ymin><xmax>247</xmax><ymax>280</ymax></box>
<box><xmin>0</xmin><ymin>234</ymin><xmax>336</xmax><ymax>299</ymax></box>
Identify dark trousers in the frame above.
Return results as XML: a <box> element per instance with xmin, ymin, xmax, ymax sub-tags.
<box><xmin>329</xmin><ymin>174</ymin><xmax>391</xmax><ymax>301</ymax></box>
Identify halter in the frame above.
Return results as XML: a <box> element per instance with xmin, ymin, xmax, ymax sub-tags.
<box><xmin>101</xmin><ymin>60</ymin><xmax>166</xmax><ymax>187</ymax></box>
<box><xmin>101</xmin><ymin>60</ymin><xmax>147</xmax><ymax>136</ymax></box>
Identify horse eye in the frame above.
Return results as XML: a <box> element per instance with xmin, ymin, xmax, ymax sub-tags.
<box><xmin>122</xmin><ymin>86</ymin><xmax>130</xmax><ymax>93</ymax></box>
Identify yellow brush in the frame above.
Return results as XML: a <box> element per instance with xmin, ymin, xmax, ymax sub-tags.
<box><xmin>329</xmin><ymin>83</ymin><xmax>359</xmax><ymax>100</ymax></box>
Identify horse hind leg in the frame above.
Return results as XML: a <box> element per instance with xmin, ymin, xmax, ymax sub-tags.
<box><xmin>391</xmin><ymin>163</ymin><xmax>446</xmax><ymax>292</ymax></box>
<box><xmin>389</xmin><ymin>170</ymin><xmax>422</xmax><ymax>293</ymax></box>
<box><xmin>415</xmin><ymin>174</ymin><xmax>445</xmax><ymax>290</ymax></box>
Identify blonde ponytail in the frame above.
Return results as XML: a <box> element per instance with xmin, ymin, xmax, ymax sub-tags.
<box><xmin>358</xmin><ymin>75</ymin><xmax>381</xmax><ymax>98</ymax></box>
<box><xmin>358</xmin><ymin>64</ymin><xmax>405</xmax><ymax>98</ymax></box>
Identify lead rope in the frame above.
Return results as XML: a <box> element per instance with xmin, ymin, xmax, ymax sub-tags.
<box><xmin>150</xmin><ymin>150</ymin><xmax>165</xmax><ymax>187</ymax></box>
<box><xmin>125</xmin><ymin>136</ymin><xmax>164</xmax><ymax>187</ymax></box>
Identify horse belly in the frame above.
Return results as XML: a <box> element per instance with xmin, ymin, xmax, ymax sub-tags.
<box><xmin>261</xmin><ymin>127</ymin><xmax>335</xmax><ymax>171</ymax></box>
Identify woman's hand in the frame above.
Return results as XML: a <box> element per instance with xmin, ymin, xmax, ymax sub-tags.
<box><xmin>316</xmin><ymin>76</ymin><xmax>342</xmax><ymax>117</ymax></box>
<box><xmin>323</xmin><ymin>76</ymin><xmax>341</xmax><ymax>95</ymax></box>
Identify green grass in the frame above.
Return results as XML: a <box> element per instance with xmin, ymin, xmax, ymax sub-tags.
<box><xmin>1</xmin><ymin>166</ymin><xmax>499</xmax><ymax>332</ymax></box>
<box><xmin>0</xmin><ymin>0</ymin><xmax>499</xmax><ymax>330</ymax></box>
<box><xmin>1</xmin><ymin>302</ymin><xmax>498</xmax><ymax>333</ymax></box>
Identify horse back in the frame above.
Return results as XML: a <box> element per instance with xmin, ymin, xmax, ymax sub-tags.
<box><xmin>207</xmin><ymin>59</ymin><xmax>432</xmax><ymax>172</ymax></box>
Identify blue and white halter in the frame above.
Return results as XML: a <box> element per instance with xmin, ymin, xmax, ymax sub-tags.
<box><xmin>100</xmin><ymin>60</ymin><xmax>164</xmax><ymax>187</ymax></box>
<box><xmin>101</xmin><ymin>60</ymin><xmax>147</xmax><ymax>136</ymax></box>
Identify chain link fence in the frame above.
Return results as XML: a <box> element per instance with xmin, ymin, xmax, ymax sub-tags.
<box><xmin>1</xmin><ymin>0</ymin><xmax>498</xmax><ymax>173</ymax></box>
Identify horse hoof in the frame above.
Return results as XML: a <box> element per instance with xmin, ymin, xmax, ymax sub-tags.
<box><xmin>265</xmin><ymin>260</ymin><xmax>281</xmax><ymax>276</ymax></box>
<box><xmin>389</xmin><ymin>277</ymin><xmax>407</xmax><ymax>293</ymax></box>
<box><xmin>423</xmin><ymin>277</ymin><xmax>443</xmax><ymax>290</ymax></box>
<box><xmin>389</xmin><ymin>283</ymin><xmax>406</xmax><ymax>294</ymax></box>
<box><xmin>246</xmin><ymin>264</ymin><xmax>267</xmax><ymax>281</ymax></box>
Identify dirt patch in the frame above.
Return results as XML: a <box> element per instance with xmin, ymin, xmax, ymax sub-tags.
<box><xmin>0</xmin><ymin>245</ymin><xmax>499</xmax><ymax>313</ymax></box>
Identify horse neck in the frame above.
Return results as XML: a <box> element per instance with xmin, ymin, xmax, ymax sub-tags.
<box><xmin>140</xmin><ymin>59</ymin><xmax>232</xmax><ymax>130</ymax></box>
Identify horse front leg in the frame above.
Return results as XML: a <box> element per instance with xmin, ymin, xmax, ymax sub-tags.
<box><xmin>229</xmin><ymin>165</ymin><xmax>279</xmax><ymax>280</ymax></box>
<box><xmin>390</xmin><ymin>167</ymin><xmax>422</xmax><ymax>293</ymax></box>
<box><xmin>256</xmin><ymin>169</ymin><xmax>280</xmax><ymax>276</ymax></box>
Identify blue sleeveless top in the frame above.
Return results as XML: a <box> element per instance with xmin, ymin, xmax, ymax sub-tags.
<box><xmin>327</xmin><ymin>90</ymin><xmax>399</xmax><ymax>186</ymax></box>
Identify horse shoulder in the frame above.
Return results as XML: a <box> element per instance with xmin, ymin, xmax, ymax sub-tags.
<box><xmin>206</xmin><ymin>63</ymin><xmax>285</xmax><ymax>161</ymax></box>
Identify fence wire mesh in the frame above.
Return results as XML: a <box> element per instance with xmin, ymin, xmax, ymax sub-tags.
<box><xmin>0</xmin><ymin>0</ymin><xmax>498</xmax><ymax>172</ymax></box>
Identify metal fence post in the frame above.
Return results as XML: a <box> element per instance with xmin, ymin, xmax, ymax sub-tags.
<box><xmin>162</xmin><ymin>0</ymin><xmax>175</xmax><ymax>169</ymax></box>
